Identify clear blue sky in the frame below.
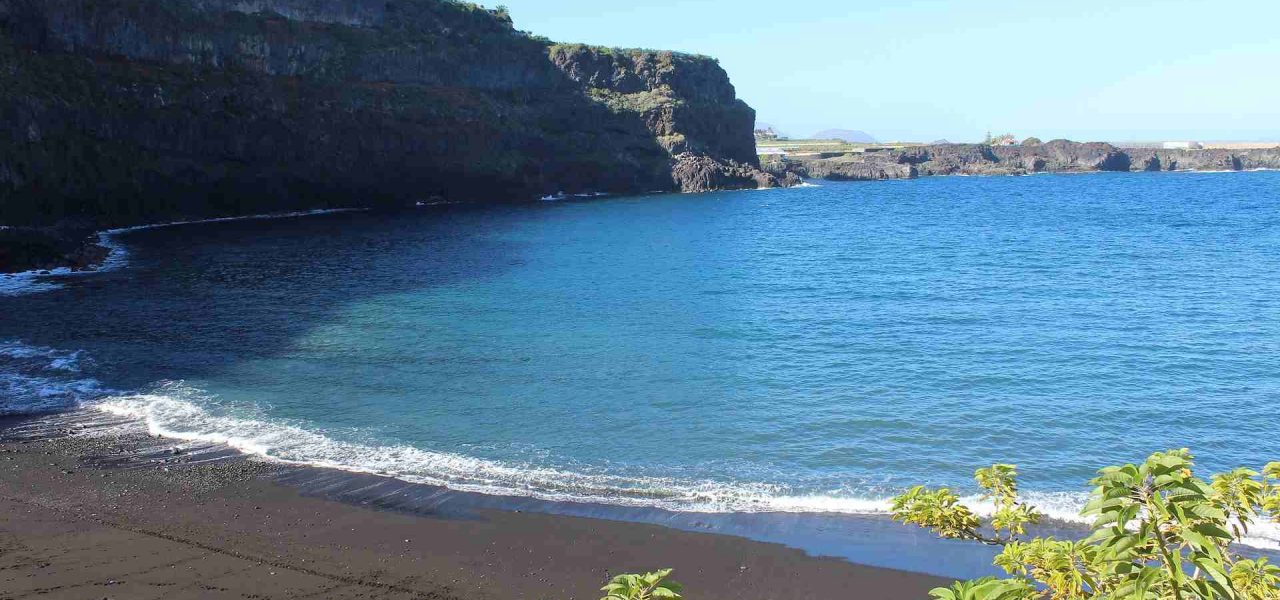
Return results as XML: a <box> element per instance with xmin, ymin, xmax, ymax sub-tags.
<box><xmin>497</xmin><ymin>0</ymin><xmax>1280</xmax><ymax>143</ymax></box>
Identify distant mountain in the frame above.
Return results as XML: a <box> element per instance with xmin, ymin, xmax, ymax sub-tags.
<box><xmin>812</xmin><ymin>129</ymin><xmax>878</xmax><ymax>143</ymax></box>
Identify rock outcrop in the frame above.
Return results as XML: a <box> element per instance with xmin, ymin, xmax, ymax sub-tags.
<box><xmin>767</xmin><ymin>153</ymin><xmax>914</xmax><ymax>181</ymax></box>
<box><xmin>774</xmin><ymin>141</ymin><xmax>1280</xmax><ymax>183</ymax></box>
<box><xmin>0</xmin><ymin>224</ymin><xmax>106</xmax><ymax>273</ymax></box>
<box><xmin>0</xmin><ymin>0</ymin><xmax>776</xmax><ymax>245</ymax></box>
<box><xmin>1121</xmin><ymin>148</ymin><xmax>1280</xmax><ymax>172</ymax></box>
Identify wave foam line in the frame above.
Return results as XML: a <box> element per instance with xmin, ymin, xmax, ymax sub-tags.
<box><xmin>95</xmin><ymin>382</ymin><xmax>789</xmax><ymax>512</ymax></box>
<box><xmin>89</xmin><ymin>383</ymin><xmax>1280</xmax><ymax>551</ymax></box>
<box><xmin>0</xmin><ymin>208</ymin><xmax>363</xmax><ymax>296</ymax></box>
<box><xmin>0</xmin><ymin>340</ymin><xmax>108</xmax><ymax>415</ymax></box>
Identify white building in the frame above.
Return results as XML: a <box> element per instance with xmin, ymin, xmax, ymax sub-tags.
<box><xmin>1162</xmin><ymin>141</ymin><xmax>1204</xmax><ymax>150</ymax></box>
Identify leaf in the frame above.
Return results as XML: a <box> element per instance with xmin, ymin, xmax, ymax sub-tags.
<box><xmin>1193</xmin><ymin>555</ymin><xmax>1234</xmax><ymax>596</ymax></box>
<box><xmin>929</xmin><ymin>587</ymin><xmax>958</xmax><ymax>600</ymax></box>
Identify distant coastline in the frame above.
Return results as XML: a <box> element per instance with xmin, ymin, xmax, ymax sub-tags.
<box><xmin>4</xmin><ymin>150</ymin><xmax>1279</xmax><ymax>279</ymax></box>
<box><xmin>762</xmin><ymin>139</ymin><xmax>1280</xmax><ymax>182</ymax></box>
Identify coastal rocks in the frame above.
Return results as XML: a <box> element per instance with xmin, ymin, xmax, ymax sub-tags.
<box><xmin>0</xmin><ymin>226</ymin><xmax>106</xmax><ymax>273</ymax></box>
<box><xmin>1237</xmin><ymin>147</ymin><xmax>1280</xmax><ymax>169</ymax></box>
<box><xmin>670</xmin><ymin>154</ymin><xmax>779</xmax><ymax>192</ymax></box>
<box><xmin>785</xmin><ymin>154</ymin><xmax>916</xmax><ymax>181</ymax></box>
<box><xmin>991</xmin><ymin>140</ymin><xmax>1130</xmax><ymax>172</ymax></box>
<box><xmin>1122</xmin><ymin>148</ymin><xmax>1280</xmax><ymax>172</ymax></box>
<box><xmin>777</xmin><ymin>140</ymin><xmax>1280</xmax><ymax>184</ymax></box>
<box><xmin>897</xmin><ymin>144</ymin><xmax>1000</xmax><ymax>176</ymax></box>
<box><xmin>1132</xmin><ymin>154</ymin><xmax>1163</xmax><ymax>172</ymax></box>
<box><xmin>1013</xmin><ymin>155</ymin><xmax>1048</xmax><ymax>172</ymax></box>
<box><xmin>879</xmin><ymin>140</ymin><xmax>1131</xmax><ymax>177</ymax></box>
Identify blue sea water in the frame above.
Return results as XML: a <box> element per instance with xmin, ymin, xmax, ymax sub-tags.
<box><xmin>3</xmin><ymin>171</ymin><xmax>1280</xmax><ymax>548</ymax></box>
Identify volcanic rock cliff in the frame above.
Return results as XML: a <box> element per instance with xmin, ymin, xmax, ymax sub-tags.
<box><xmin>0</xmin><ymin>0</ymin><xmax>776</xmax><ymax>262</ymax></box>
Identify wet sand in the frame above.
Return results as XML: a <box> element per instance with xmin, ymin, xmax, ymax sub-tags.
<box><xmin>0</xmin><ymin>418</ymin><xmax>951</xmax><ymax>600</ymax></box>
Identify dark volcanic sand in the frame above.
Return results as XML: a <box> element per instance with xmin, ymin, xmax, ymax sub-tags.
<box><xmin>0</xmin><ymin>418</ymin><xmax>950</xmax><ymax>600</ymax></box>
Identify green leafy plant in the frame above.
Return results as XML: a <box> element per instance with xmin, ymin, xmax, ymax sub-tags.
<box><xmin>601</xmin><ymin>569</ymin><xmax>683</xmax><ymax>600</ymax></box>
<box><xmin>891</xmin><ymin>450</ymin><xmax>1280</xmax><ymax>600</ymax></box>
<box><xmin>891</xmin><ymin>464</ymin><xmax>1041</xmax><ymax>545</ymax></box>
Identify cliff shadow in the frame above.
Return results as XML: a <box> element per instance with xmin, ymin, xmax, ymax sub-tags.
<box><xmin>0</xmin><ymin>205</ymin><xmax>581</xmax><ymax>394</ymax></box>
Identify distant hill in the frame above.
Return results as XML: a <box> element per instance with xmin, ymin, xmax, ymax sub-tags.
<box><xmin>812</xmin><ymin>129</ymin><xmax>878</xmax><ymax>143</ymax></box>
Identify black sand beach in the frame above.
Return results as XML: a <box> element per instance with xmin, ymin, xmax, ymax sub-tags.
<box><xmin>0</xmin><ymin>415</ymin><xmax>951</xmax><ymax>600</ymax></box>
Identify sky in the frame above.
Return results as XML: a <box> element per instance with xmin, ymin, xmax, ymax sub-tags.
<box><xmin>496</xmin><ymin>0</ymin><xmax>1280</xmax><ymax>143</ymax></box>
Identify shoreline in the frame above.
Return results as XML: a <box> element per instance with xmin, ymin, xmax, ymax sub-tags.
<box><xmin>0</xmin><ymin>208</ymin><xmax>366</xmax><ymax>296</ymax></box>
<box><xmin>4</xmin><ymin>167</ymin><xmax>1277</xmax><ymax>287</ymax></box>
<box><xmin>0</xmin><ymin>412</ymin><xmax>954</xmax><ymax>599</ymax></box>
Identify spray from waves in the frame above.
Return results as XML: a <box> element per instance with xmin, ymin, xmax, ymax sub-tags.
<box><xmin>89</xmin><ymin>381</ymin><xmax>1280</xmax><ymax>551</ymax></box>
<box><xmin>0</xmin><ymin>340</ymin><xmax>110</xmax><ymax>415</ymax></box>
<box><xmin>0</xmin><ymin>208</ymin><xmax>363</xmax><ymax>297</ymax></box>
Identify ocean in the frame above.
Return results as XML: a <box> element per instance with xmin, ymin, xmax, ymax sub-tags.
<box><xmin>3</xmin><ymin>171</ymin><xmax>1280</xmax><ymax>556</ymax></box>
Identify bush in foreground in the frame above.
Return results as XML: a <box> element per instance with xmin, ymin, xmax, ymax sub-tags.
<box><xmin>891</xmin><ymin>450</ymin><xmax>1280</xmax><ymax>600</ymax></box>
<box><xmin>601</xmin><ymin>568</ymin><xmax>683</xmax><ymax>600</ymax></box>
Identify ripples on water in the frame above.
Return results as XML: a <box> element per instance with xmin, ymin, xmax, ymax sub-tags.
<box><xmin>2</xmin><ymin>171</ymin><xmax>1280</xmax><ymax>547</ymax></box>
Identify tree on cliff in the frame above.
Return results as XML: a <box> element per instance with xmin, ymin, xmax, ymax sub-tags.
<box><xmin>1022</xmin><ymin>137</ymin><xmax>1043</xmax><ymax>146</ymax></box>
<box><xmin>891</xmin><ymin>450</ymin><xmax>1280</xmax><ymax>600</ymax></box>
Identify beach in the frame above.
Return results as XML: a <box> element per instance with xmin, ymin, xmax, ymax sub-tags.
<box><xmin>0</xmin><ymin>415</ymin><xmax>949</xmax><ymax>600</ymax></box>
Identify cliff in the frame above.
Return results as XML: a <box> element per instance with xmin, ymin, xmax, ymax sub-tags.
<box><xmin>770</xmin><ymin>141</ymin><xmax>1280</xmax><ymax>182</ymax></box>
<box><xmin>0</xmin><ymin>0</ymin><xmax>777</xmax><ymax>270</ymax></box>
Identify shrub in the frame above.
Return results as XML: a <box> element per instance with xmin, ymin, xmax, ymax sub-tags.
<box><xmin>601</xmin><ymin>569</ymin><xmax>683</xmax><ymax>600</ymax></box>
<box><xmin>892</xmin><ymin>450</ymin><xmax>1280</xmax><ymax>600</ymax></box>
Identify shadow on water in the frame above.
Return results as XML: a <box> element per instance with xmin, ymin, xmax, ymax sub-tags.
<box><xmin>0</xmin><ymin>199</ymin><xmax>1014</xmax><ymax>579</ymax></box>
<box><xmin>0</xmin><ymin>204</ymin><xmax>537</xmax><ymax>391</ymax></box>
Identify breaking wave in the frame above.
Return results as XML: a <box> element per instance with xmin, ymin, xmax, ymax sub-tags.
<box><xmin>0</xmin><ymin>340</ymin><xmax>110</xmax><ymax>415</ymax></box>
<box><xmin>87</xmin><ymin>381</ymin><xmax>1280</xmax><ymax>551</ymax></box>
<box><xmin>1</xmin><ymin>340</ymin><xmax>1276</xmax><ymax>552</ymax></box>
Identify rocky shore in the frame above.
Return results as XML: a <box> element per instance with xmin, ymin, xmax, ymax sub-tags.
<box><xmin>0</xmin><ymin>0</ymin><xmax>795</xmax><ymax>272</ymax></box>
<box><xmin>766</xmin><ymin>140</ymin><xmax>1280</xmax><ymax>182</ymax></box>
<box><xmin>0</xmin><ymin>224</ymin><xmax>105</xmax><ymax>273</ymax></box>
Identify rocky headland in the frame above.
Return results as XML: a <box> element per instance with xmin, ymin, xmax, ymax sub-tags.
<box><xmin>0</xmin><ymin>0</ymin><xmax>780</xmax><ymax>272</ymax></box>
<box><xmin>767</xmin><ymin>139</ymin><xmax>1280</xmax><ymax>182</ymax></box>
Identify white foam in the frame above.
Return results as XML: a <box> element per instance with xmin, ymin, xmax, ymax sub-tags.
<box><xmin>540</xmin><ymin>192</ymin><xmax>614</xmax><ymax>202</ymax></box>
<box><xmin>95</xmin><ymin>382</ymin><xmax>788</xmax><ymax>511</ymax></box>
<box><xmin>0</xmin><ymin>373</ymin><xmax>105</xmax><ymax>415</ymax></box>
<box><xmin>0</xmin><ymin>341</ymin><xmax>88</xmax><ymax>373</ymax></box>
<box><xmin>85</xmin><ymin>382</ymin><xmax>1280</xmax><ymax>550</ymax></box>
<box><xmin>0</xmin><ymin>340</ymin><xmax>106</xmax><ymax>415</ymax></box>
<box><xmin>0</xmin><ymin>208</ymin><xmax>363</xmax><ymax>297</ymax></box>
